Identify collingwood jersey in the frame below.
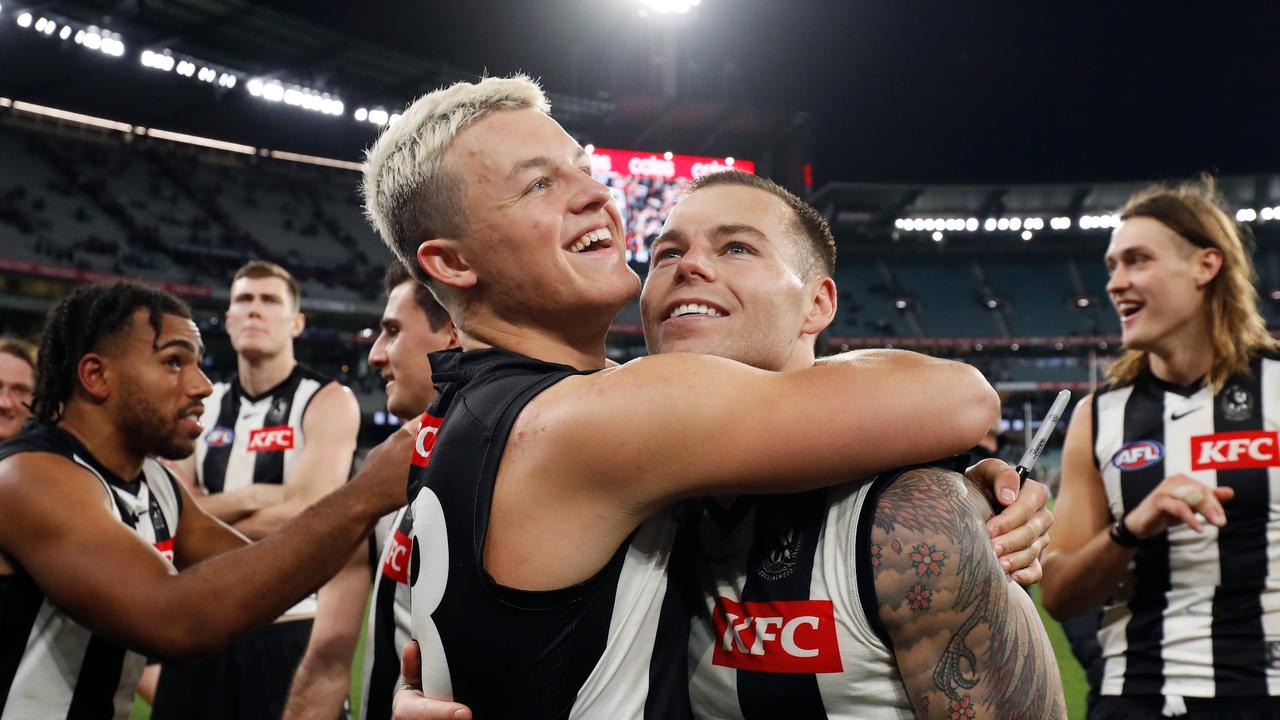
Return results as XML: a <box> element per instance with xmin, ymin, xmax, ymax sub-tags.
<box><xmin>1093</xmin><ymin>355</ymin><xmax>1280</xmax><ymax>699</ymax></box>
<box><xmin>194</xmin><ymin>364</ymin><xmax>330</xmax><ymax>494</ymax></box>
<box><xmin>688</xmin><ymin>475</ymin><xmax>920</xmax><ymax>720</ymax></box>
<box><xmin>406</xmin><ymin>348</ymin><xmax>693</xmax><ymax>719</ymax></box>
<box><xmin>0</xmin><ymin>425</ymin><xmax>182</xmax><ymax>720</ymax></box>
<box><xmin>194</xmin><ymin>364</ymin><xmax>332</xmax><ymax>619</ymax></box>
<box><xmin>359</xmin><ymin>504</ymin><xmax>414</xmax><ymax>720</ymax></box>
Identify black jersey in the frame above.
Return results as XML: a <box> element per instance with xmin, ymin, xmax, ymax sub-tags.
<box><xmin>359</xmin><ymin>504</ymin><xmax>414</xmax><ymax>720</ymax></box>
<box><xmin>0</xmin><ymin>425</ymin><xmax>183</xmax><ymax>719</ymax></box>
<box><xmin>405</xmin><ymin>348</ymin><xmax>693</xmax><ymax>719</ymax></box>
<box><xmin>1092</xmin><ymin>355</ymin><xmax>1280</xmax><ymax>698</ymax></box>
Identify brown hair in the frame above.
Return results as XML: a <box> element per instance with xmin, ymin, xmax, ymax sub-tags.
<box><xmin>232</xmin><ymin>260</ymin><xmax>301</xmax><ymax>310</ymax></box>
<box><xmin>1106</xmin><ymin>177</ymin><xmax>1276</xmax><ymax>391</ymax></box>
<box><xmin>0</xmin><ymin>337</ymin><xmax>36</xmax><ymax>370</ymax></box>
<box><xmin>687</xmin><ymin>171</ymin><xmax>836</xmax><ymax>279</ymax></box>
<box><xmin>382</xmin><ymin>262</ymin><xmax>453</xmax><ymax>332</ymax></box>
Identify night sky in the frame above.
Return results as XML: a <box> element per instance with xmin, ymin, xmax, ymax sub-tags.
<box><xmin>255</xmin><ymin>0</ymin><xmax>1280</xmax><ymax>186</ymax></box>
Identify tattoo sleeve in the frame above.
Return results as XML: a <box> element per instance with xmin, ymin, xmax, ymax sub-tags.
<box><xmin>870</xmin><ymin>468</ymin><xmax>1066</xmax><ymax>720</ymax></box>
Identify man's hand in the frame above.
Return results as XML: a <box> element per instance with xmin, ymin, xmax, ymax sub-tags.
<box><xmin>354</xmin><ymin>423</ymin><xmax>419</xmax><ymax>517</ymax></box>
<box><xmin>393</xmin><ymin>640</ymin><xmax>472</xmax><ymax>720</ymax></box>
<box><xmin>965</xmin><ymin>459</ymin><xmax>1053</xmax><ymax>586</ymax></box>
<box><xmin>1124</xmin><ymin>474</ymin><xmax>1232</xmax><ymax>538</ymax></box>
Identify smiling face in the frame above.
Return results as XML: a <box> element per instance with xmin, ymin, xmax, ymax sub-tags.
<box><xmin>428</xmin><ymin>108</ymin><xmax>640</xmax><ymax>329</ymax></box>
<box><xmin>108</xmin><ymin>310</ymin><xmax>213</xmax><ymax>460</ymax></box>
<box><xmin>225</xmin><ymin>276</ymin><xmax>303</xmax><ymax>360</ymax></box>
<box><xmin>0</xmin><ymin>351</ymin><xmax>34</xmax><ymax>441</ymax></box>
<box><xmin>368</xmin><ymin>280</ymin><xmax>457</xmax><ymax>420</ymax></box>
<box><xmin>1105</xmin><ymin>216</ymin><xmax>1215</xmax><ymax>352</ymax></box>
<box><xmin>640</xmin><ymin>184</ymin><xmax>834</xmax><ymax>371</ymax></box>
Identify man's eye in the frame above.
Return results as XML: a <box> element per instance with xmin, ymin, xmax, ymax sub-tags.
<box><xmin>166</xmin><ymin>356</ymin><xmax>182</xmax><ymax>368</ymax></box>
<box><xmin>529</xmin><ymin>178</ymin><xmax>550</xmax><ymax>193</ymax></box>
<box><xmin>726</xmin><ymin>243</ymin><xmax>751</xmax><ymax>255</ymax></box>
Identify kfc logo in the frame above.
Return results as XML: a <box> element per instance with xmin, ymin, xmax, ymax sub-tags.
<box><xmin>153</xmin><ymin>538</ymin><xmax>174</xmax><ymax>563</ymax></box>
<box><xmin>1191</xmin><ymin>430</ymin><xmax>1280</xmax><ymax>471</ymax></box>
<box><xmin>411</xmin><ymin>413</ymin><xmax>444</xmax><ymax>468</ymax></box>
<box><xmin>1111</xmin><ymin>440</ymin><xmax>1164</xmax><ymax>471</ymax></box>
<box><xmin>247</xmin><ymin>426</ymin><xmax>294</xmax><ymax>452</ymax></box>
<box><xmin>711</xmin><ymin>597</ymin><xmax>842</xmax><ymax>674</ymax></box>
<box><xmin>382</xmin><ymin>529</ymin><xmax>412</xmax><ymax>584</ymax></box>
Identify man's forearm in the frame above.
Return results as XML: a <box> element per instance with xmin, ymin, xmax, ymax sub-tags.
<box><xmin>282</xmin><ymin>655</ymin><xmax>352</xmax><ymax>720</ymax></box>
<box><xmin>195</xmin><ymin>486</ymin><xmax>270</xmax><ymax>524</ymax></box>
<box><xmin>234</xmin><ymin>499</ymin><xmax>308</xmax><ymax>540</ymax></box>
<box><xmin>1041</xmin><ymin>527</ymin><xmax>1136</xmax><ymax>620</ymax></box>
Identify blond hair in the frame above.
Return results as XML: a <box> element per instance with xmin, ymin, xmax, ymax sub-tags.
<box><xmin>232</xmin><ymin>260</ymin><xmax>300</xmax><ymax>310</ymax></box>
<box><xmin>362</xmin><ymin>75</ymin><xmax>551</xmax><ymax>287</ymax></box>
<box><xmin>1107</xmin><ymin>177</ymin><xmax>1276</xmax><ymax>391</ymax></box>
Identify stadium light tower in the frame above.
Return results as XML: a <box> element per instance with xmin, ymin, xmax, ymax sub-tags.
<box><xmin>627</xmin><ymin>0</ymin><xmax>701</xmax><ymax>17</ymax></box>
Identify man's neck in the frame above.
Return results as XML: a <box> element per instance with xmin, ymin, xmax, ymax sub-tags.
<box><xmin>58</xmin><ymin>406</ymin><xmax>144</xmax><ymax>482</ymax></box>
<box><xmin>459</xmin><ymin>311</ymin><xmax>612</xmax><ymax>370</ymax></box>
<box><xmin>1146</xmin><ymin>312</ymin><xmax>1214</xmax><ymax>387</ymax></box>
<box><xmin>237</xmin><ymin>350</ymin><xmax>297</xmax><ymax>397</ymax></box>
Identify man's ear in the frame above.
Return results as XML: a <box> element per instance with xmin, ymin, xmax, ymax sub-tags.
<box><xmin>291</xmin><ymin>311</ymin><xmax>306</xmax><ymax>339</ymax></box>
<box><xmin>443</xmin><ymin>321</ymin><xmax>461</xmax><ymax>349</ymax></box>
<box><xmin>1195</xmin><ymin>247</ymin><xmax>1224</xmax><ymax>289</ymax></box>
<box><xmin>801</xmin><ymin>276</ymin><xmax>838</xmax><ymax>336</ymax></box>
<box><xmin>418</xmin><ymin>239</ymin><xmax>477</xmax><ymax>290</ymax></box>
<box><xmin>76</xmin><ymin>353</ymin><xmax>111</xmax><ymax>404</ymax></box>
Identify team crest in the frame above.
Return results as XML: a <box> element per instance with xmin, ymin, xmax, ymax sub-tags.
<box><xmin>267</xmin><ymin>396</ymin><xmax>290</xmax><ymax>425</ymax></box>
<box><xmin>206</xmin><ymin>426</ymin><xmax>234</xmax><ymax>448</ymax></box>
<box><xmin>1221</xmin><ymin>385</ymin><xmax>1255</xmax><ymax>422</ymax></box>
<box><xmin>757</xmin><ymin>526</ymin><xmax>804</xmax><ymax>581</ymax></box>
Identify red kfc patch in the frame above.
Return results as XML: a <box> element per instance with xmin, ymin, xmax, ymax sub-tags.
<box><xmin>711</xmin><ymin>597</ymin><xmax>843</xmax><ymax>674</ymax></box>
<box><xmin>1191</xmin><ymin>430</ymin><xmax>1280</xmax><ymax>471</ymax></box>
<box><xmin>247</xmin><ymin>425</ymin><xmax>294</xmax><ymax>452</ymax></box>
<box><xmin>153</xmin><ymin>538</ymin><xmax>174</xmax><ymax>562</ymax></box>
<box><xmin>410</xmin><ymin>413</ymin><xmax>444</xmax><ymax>468</ymax></box>
<box><xmin>382</xmin><ymin>529</ymin><xmax>412</xmax><ymax>584</ymax></box>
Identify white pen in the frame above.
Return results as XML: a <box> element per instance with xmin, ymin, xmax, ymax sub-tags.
<box><xmin>1015</xmin><ymin>389</ymin><xmax>1071</xmax><ymax>484</ymax></box>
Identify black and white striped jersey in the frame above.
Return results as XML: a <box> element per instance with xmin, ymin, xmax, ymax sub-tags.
<box><xmin>687</xmin><ymin>480</ymin><xmax>916</xmax><ymax>720</ymax></box>
<box><xmin>405</xmin><ymin>348</ymin><xmax>693</xmax><ymax>719</ymax></box>
<box><xmin>359</xmin><ymin>504</ymin><xmax>414</xmax><ymax>720</ymax></box>
<box><xmin>0</xmin><ymin>425</ymin><xmax>183</xmax><ymax>720</ymax></box>
<box><xmin>1092</xmin><ymin>355</ymin><xmax>1280</xmax><ymax>699</ymax></box>
<box><xmin>193</xmin><ymin>363</ymin><xmax>332</xmax><ymax>619</ymax></box>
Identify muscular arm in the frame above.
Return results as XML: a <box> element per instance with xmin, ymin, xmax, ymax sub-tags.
<box><xmin>0</xmin><ymin>427</ymin><xmax>411</xmax><ymax>662</ymax></box>
<box><xmin>283</xmin><ymin>546</ymin><xmax>372</xmax><ymax>720</ymax></box>
<box><xmin>870</xmin><ymin>468</ymin><xmax>1066</xmax><ymax>720</ymax></box>
<box><xmin>195</xmin><ymin>484</ymin><xmax>284</xmax><ymax>525</ymax></box>
<box><xmin>235</xmin><ymin>384</ymin><xmax>361</xmax><ymax>539</ymax></box>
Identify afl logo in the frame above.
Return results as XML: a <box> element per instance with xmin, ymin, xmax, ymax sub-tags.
<box><xmin>1111</xmin><ymin>440</ymin><xmax>1165</xmax><ymax>471</ymax></box>
<box><xmin>206</xmin><ymin>426</ymin><xmax>234</xmax><ymax>448</ymax></box>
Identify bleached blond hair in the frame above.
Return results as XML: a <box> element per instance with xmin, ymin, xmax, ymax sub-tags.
<box><xmin>362</xmin><ymin>74</ymin><xmax>551</xmax><ymax>287</ymax></box>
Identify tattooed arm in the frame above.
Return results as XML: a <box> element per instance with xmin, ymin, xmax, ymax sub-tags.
<box><xmin>870</xmin><ymin>468</ymin><xmax>1066</xmax><ymax>720</ymax></box>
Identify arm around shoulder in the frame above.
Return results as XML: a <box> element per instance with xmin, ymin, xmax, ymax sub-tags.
<box><xmin>870</xmin><ymin>467</ymin><xmax>1066</xmax><ymax>719</ymax></box>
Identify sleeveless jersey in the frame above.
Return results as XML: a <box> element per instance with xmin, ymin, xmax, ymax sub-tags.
<box><xmin>194</xmin><ymin>363</ymin><xmax>333</xmax><ymax>619</ymax></box>
<box><xmin>687</xmin><ymin>472</ymin><xmax>926</xmax><ymax>720</ymax></box>
<box><xmin>1092</xmin><ymin>355</ymin><xmax>1280</xmax><ymax>698</ymax></box>
<box><xmin>359</xmin><ymin>504</ymin><xmax>414</xmax><ymax>720</ymax></box>
<box><xmin>406</xmin><ymin>348</ymin><xmax>693</xmax><ymax>719</ymax></box>
<box><xmin>0</xmin><ymin>425</ymin><xmax>183</xmax><ymax>720</ymax></box>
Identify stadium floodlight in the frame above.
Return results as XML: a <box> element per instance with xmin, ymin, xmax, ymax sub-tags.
<box><xmin>1050</xmin><ymin>216</ymin><xmax>1071</xmax><ymax>230</ymax></box>
<box><xmin>16</xmin><ymin>11</ymin><xmax>30</xmax><ymax>27</ymax></box>
<box><xmin>631</xmin><ymin>0</ymin><xmax>700</xmax><ymax>16</ymax></box>
<box><xmin>247</xmin><ymin>78</ymin><xmax>263</xmax><ymax>96</ymax></box>
<box><xmin>585</xmin><ymin>144</ymin><xmax>596</xmax><ymax>154</ymax></box>
<box><xmin>966</xmin><ymin>218</ymin><xmax>978</xmax><ymax>232</ymax></box>
<box><xmin>1262</xmin><ymin>207</ymin><xmax>1275</xmax><ymax>222</ymax></box>
<box><xmin>218</xmin><ymin>73</ymin><xmax>236</xmax><ymax>88</ymax></box>
<box><xmin>42</xmin><ymin>18</ymin><xmax>55</xmax><ymax>34</ymax></box>
<box><xmin>931</xmin><ymin>231</ymin><xmax>943</xmax><ymax>242</ymax></box>
<box><xmin>354</xmin><ymin>107</ymin><xmax>368</xmax><ymax>121</ymax></box>
<box><xmin>1008</xmin><ymin>217</ymin><xmax>1022</xmax><ymax>231</ymax></box>
<box><xmin>388</xmin><ymin>112</ymin><xmax>401</xmax><ymax>124</ymax></box>
<box><xmin>663</xmin><ymin>151</ymin><xmax>674</xmax><ymax>161</ymax></box>
<box><xmin>725</xmin><ymin>156</ymin><xmax>735</xmax><ymax>166</ymax></box>
<box><xmin>1271</xmin><ymin>289</ymin><xmax>1280</xmax><ymax>301</ymax></box>
<box><xmin>368</xmin><ymin>108</ymin><xmax>389</xmax><ymax>125</ymax></box>
<box><xmin>1236</xmin><ymin>208</ymin><xmax>1257</xmax><ymax>222</ymax></box>
<box><xmin>58</xmin><ymin>24</ymin><xmax>70</xmax><ymax>39</ymax></box>
<box><xmin>176</xmin><ymin>60</ymin><xmax>195</xmax><ymax>77</ymax></box>
<box><xmin>996</xmin><ymin>218</ymin><xmax>1010</xmax><ymax>231</ymax></box>
<box><xmin>262</xmin><ymin>82</ymin><xmax>285</xmax><ymax>102</ymax></box>
<box><xmin>1076</xmin><ymin>296</ymin><xmax>1092</xmax><ymax>308</ymax></box>
<box><xmin>1021</xmin><ymin>230</ymin><xmax>1033</xmax><ymax>241</ymax></box>
<box><xmin>983</xmin><ymin>218</ymin><xmax>997</xmax><ymax>232</ymax></box>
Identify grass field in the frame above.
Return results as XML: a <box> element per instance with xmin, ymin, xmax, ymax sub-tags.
<box><xmin>130</xmin><ymin>592</ymin><xmax>1090</xmax><ymax>720</ymax></box>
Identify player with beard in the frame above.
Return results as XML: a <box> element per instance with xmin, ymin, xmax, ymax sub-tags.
<box><xmin>1042</xmin><ymin>181</ymin><xmax>1277</xmax><ymax>719</ymax></box>
<box><xmin>364</xmin><ymin>75</ymin><xmax>1051</xmax><ymax>718</ymax></box>
<box><xmin>283</xmin><ymin>262</ymin><xmax>458</xmax><ymax>720</ymax></box>
<box><xmin>0</xmin><ymin>337</ymin><xmax>35</xmax><ymax>441</ymax></box>
<box><xmin>151</xmin><ymin>261</ymin><xmax>362</xmax><ymax>720</ymax></box>
<box><xmin>389</xmin><ymin>173</ymin><xmax>1063</xmax><ymax>720</ymax></box>
<box><xmin>0</xmin><ymin>281</ymin><xmax>415</xmax><ymax>719</ymax></box>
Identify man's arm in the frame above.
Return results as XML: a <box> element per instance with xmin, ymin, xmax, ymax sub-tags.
<box><xmin>283</xmin><ymin>546</ymin><xmax>372</xmax><ymax>720</ymax></box>
<box><xmin>532</xmin><ymin>349</ymin><xmax>999</xmax><ymax>515</ymax></box>
<box><xmin>235</xmin><ymin>384</ymin><xmax>361</xmax><ymax>539</ymax></box>
<box><xmin>196</xmin><ymin>484</ymin><xmax>285</xmax><ymax>525</ymax></box>
<box><xmin>870</xmin><ymin>467</ymin><xmax>1066</xmax><ymax>719</ymax></box>
<box><xmin>1040</xmin><ymin>396</ymin><xmax>1231</xmax><ymax>619</ymax></box>
<box><xmin>0</xmin><ymin>426</ymin><xmax>412</xmax><ymax>662</ymax></box>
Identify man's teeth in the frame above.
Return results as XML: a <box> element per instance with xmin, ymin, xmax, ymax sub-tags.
<box><xmin>569</xmin><ymin>228</ymin><xmax>611</xmax><ymax>253</ymax></box>
<box><xmin>670</xmin><ymin>303</ymin><xmax>724</xmax><ymax>319</ymax></box>
<box><xmin>1117</xmin><ymin>301</ymin><xmax>1143</xmax><ymax>316</ymax></box>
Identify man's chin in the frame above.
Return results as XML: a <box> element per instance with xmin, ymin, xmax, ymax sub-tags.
<box><xmin>156</xmin><ymin>439</ymin><xmax>197</xmax><ymax>461</ymax></box>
